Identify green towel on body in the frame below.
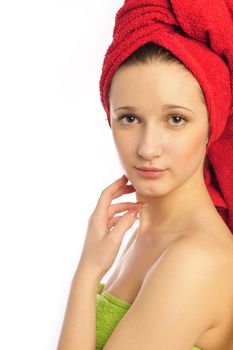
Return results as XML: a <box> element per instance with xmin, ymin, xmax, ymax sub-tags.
<box><xmin>96</xmin><ymin>283</ymin><xmax>202</xmax><ymax>350</ymax></box>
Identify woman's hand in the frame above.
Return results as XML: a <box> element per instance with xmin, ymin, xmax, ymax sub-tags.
<box><xmin>77</xmin><ymin>174</ymin><xmax>144</xmax><ymax>278</ymax></box>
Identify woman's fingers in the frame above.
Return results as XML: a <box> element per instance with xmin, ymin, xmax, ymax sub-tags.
<box><xmin>112</xmin><ymin>184</ymin><xmax>136</xmax><ymax>199</ymax></box>
<box><xmin>107</xmin><ymin>210</ymin><xmax>139</xmax><ymax>243</ymax></box>
<box><xmin>108</xmin><ymin>201</ymin><xmax>143</xmax><ymax>218</ymax></box>
<box><xmin>107</xmin><ymin>211</ymin><xmax>139</xmax><ymax>230</ymax></box>
<box><xmin>107</xmin><ymin>215</ymin><xmax>122</xmax><ymax>231</ymax></box>
<box><xmin>94</xmin><ymin>175</ymin><xmax>130</xmax><ymax>219</ymax></box>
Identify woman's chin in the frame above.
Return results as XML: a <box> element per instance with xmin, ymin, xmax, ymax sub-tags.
<box><xmin>133</xmin><ymin>184</ymin><xmax>166</xmax><ymax>197</ymax></box>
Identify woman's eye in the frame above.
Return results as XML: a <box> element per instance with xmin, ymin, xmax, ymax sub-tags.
<box><xmin>118</xmin><ymin>114</ymin><xmax>138</xmax><ymax>124</ymax></box>
<box><xmin>117</xmin><ymin>114</ymin><xmax>187</xmax><ymax>127</ymax></box>
<box><xmin>168</xmin><ymin>115</ymin><xmax>187</xmax><ymax>127</ymax></box>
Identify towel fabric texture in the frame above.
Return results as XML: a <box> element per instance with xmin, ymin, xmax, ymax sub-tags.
<box><xmin>96</xmin><ymin>282</ymin><xmax>202</xmax><ymax>350</ymax></box>
<box><xmin>99</xmin><ymin>0</ymin><xmax>233</xmax><ymax>233</ymax></box>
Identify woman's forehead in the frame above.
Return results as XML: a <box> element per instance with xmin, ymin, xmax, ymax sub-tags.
<box><xmin>109</xmin><ymin>62</ymin><xmax>205</xmax><ymax>113</ymax></box>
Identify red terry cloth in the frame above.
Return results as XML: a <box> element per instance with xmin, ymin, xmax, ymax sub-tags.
<box><xmin>99</xmin><ymin>0</ymin><xmax>233</xmax><ymax>233</ymax></box>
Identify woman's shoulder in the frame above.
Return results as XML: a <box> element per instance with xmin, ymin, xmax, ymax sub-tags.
<box><xmin>174</xmin><ymin>227</ymin><xmax>233</xmax><ymax>349</ymax></box>
<box><xmin>170</xmin><ymin>226</ymin><xmax>233</xmax><ymax>312</ymax></box>
<box><xmin>188</xmin><ymin>223</ymin><xmax>233</xmax><ymax>261</ymax></box>
<box><xmin>150</xmin><ymin>223</ymin><xmax>233</xmax><ymax>293</ymax></box>
<box><xmin>173</xmin><ymin>224</ymin><xmax>233</xmax><ymax>267</ymax></box>
<box><xmin>147</xmin><ymin>229</ymin><xmax>233</xmax><ymax>315</ymax></box>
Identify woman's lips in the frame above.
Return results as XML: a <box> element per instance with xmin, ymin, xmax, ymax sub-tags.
<box><xmin>136</xmin><ymin>168</ymin><xmax>166</xmax><ymax>178</ymax></box>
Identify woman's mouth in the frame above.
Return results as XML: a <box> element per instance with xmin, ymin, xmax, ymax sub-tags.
<box><xmin>136</xmin><ymin>168</ymin><xmax>167</xmax><ymax>178</ymax></box>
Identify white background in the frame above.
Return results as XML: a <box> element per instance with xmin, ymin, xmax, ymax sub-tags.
<box><xmin>0</xmin><ymin>1</ymin><xmax>138</xmax><ymax>349</ymax></box>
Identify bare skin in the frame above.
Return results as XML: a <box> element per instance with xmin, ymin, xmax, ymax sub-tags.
<box><xmin>109</xmin><ymin>61</ymin><xmax>214</xmax><ymax>240</ymax></box>
<box><xmin>57</xmin><ymin>61</ymin><xmax>233</xmax><ymax>350</ymax></box>
<box><xmin>105</xmin><ymin>61</ymin><xmax>233</xmax><ymax>349</ymax></box>
<box><xmin>57</xmin><ymin>176</ymin><xmax>143</xmax><ymax>350</ymax></box>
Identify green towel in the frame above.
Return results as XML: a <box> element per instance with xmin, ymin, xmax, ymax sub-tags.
<box><xmin>96</xmin><ymin>283</ymin><xmax>202</xmax><ymax>350</ymax></box>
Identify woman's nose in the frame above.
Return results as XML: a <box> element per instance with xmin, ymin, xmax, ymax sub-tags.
<box><xmin>137</xmin><ymin>126</ymin><xmax>163</xmax><ymax>160</ymax></box>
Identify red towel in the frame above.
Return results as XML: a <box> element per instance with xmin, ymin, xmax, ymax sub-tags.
<box><xmin>99</xmin><ymin>0</ymin><xmax>233</xmax><ymax>233</ymax></box>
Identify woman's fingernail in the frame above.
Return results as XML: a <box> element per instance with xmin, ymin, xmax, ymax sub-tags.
<box><xmin>129</xmin><ymin>209</ymin><xmax>138</xmax><ymax>217</ymax></box>
<box><xmin>142</xmin><ymin>203</ymin><xmax>149</xmax><ymax>207</ymax></box>
<box><xmin>137</xmin><ymin>202</ymin><xmax>148</xmax><ymax>208</ymax></box>
<box><xmin>137</xmin><ymin>201</ymin><xmax>148</xmax><ymax>205</ymax></box>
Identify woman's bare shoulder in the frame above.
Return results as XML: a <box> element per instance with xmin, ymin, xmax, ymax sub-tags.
<box><xmin>158</xmin><ymin>227</ymin><xmax>233</xmax><ymax>286</ymax></box>
<box><xmin>173</xmin><ymin>227</ymin><xmax>233</xmax><ymax>302</ymax></box>
<box><xmin>186</xmin><ymin>225</ymin><xmax>233</xmax><ymax>262</ymax></box>
<box><xmin>148</xmin><ymin>229</ymin><xmax>233</xmax><ymax>304</ymax></box>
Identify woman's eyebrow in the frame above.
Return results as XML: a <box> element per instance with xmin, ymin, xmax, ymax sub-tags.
<box><xmin>113</xmin><ymin>106</ymin><xmax>138</xmax><ymax>112</ymax></box>
<box><xmin>114</xmin><ymin>104</ymin><xmax>195</xmax><ymax>114</ymax></box>
<box><xmin>162</xmin><ymin>104</ymin><xmax>195</xmax><ymax>114</ymax></box>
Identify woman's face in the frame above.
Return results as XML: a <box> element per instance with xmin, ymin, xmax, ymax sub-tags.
<box><xmin>109</xmin><ymin>61</ymin><xmax>209</xmax><ymax>197</ymax></box>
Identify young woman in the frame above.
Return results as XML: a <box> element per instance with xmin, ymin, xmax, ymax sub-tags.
<box><xmin>57</xmin><ymin>1</ymin><xmax>233</xmax><ymax>349</ymax></box>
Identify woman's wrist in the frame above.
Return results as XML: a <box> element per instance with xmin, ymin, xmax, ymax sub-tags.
<box><xmin>73</xmin><ymin>259</ymin><xmax>105</xmax><ymax>286</ymax></box>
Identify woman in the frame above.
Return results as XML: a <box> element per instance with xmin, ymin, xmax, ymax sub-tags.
<box><xmin>57</xmin><ymin>1</ymin><xmax>233</xmax><ymax>350</ymax></box>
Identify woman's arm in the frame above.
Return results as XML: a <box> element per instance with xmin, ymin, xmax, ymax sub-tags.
<box><xmin>56</xmin><ymin>175</ymin><xmax>143</xmax><ymax>350</ymax></box>
<box><xmin>56</xmin><ymin>262</ymin><xmax>102</xmax><ymax>350</ymax></box>
<box><xmin>103</xmin><ymin>229</ymin><xmax>138</xmax><ymax>289</ymax></box>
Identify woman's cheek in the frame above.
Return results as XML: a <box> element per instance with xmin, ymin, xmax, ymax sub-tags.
<box><xmin>181</xmin><ymin>133</ymin><xmax>206</xmax><ymax>169</ymax></box>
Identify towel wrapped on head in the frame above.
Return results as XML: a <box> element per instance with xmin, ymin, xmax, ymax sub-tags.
<box><xmin>99</xmin><ymin>0</ymin><xmax>233</xmax><ymax>233</ymax></box>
